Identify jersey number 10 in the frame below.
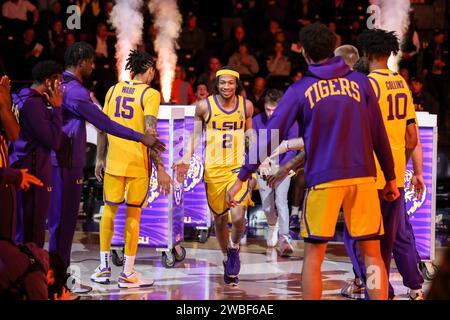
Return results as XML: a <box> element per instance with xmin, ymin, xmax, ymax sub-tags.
<box><xmin>114</xmin><ymin>96</ymin><xmax>135</xmax><ymax>119</ymax></box>
<box><xmin>387</xmin><ymin>93</ymin><xmax>407</xmax><ymax>121</ymax></box>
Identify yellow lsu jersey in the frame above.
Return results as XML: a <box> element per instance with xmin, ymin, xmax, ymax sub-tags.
<box><xmin>204</xmin><ymin>95</ymin><xmax>247</xmax><ymax>183</ymax></box>
<box><xmin>103</xmin><ymin>79</ymin><xmax>160</xmax><ymax>178</ymax></box>
<box><xmin>368</xmin><ymin>69</ymin><xmax>416</xmax><ymax>189</ymax></box>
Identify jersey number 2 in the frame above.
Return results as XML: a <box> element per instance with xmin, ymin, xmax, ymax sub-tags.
<box><xmin>114</xmin><ymin>96</ymin><xmax>134</xmax><ymax>119</ymax></box>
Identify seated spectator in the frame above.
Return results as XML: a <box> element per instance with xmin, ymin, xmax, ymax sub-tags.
<box><xmin>18</xmin><ymin>28</ymin><xmax>45</xmax><ymax>80</ymax></box>
<box><xmin>77</xmin><ymin>0</ymin><xmax>102</xmax><ymax>35</ymax></box>
<box><xmin>246</xmin><ymin>76</ymin><xmax>266</xmax><ymax>115</ymax></box>
<box><xmin>179</xmin><ymin>13</ymin><xmax>205</xmax><ymax>54</ymax></box>
<box><xmin>48</xmin><ymin>20</ymin><xmax>66</xmax><ymax>54</ymax></box>
<box><xmin>223</xmin><ymin>25</ymin><xmax>247</xmax><ymax>64</ymax></box>
<box><xmin>53</xmin><ymin>32</ymin><xmax>76</xmax><ymax>66</ymax></box>
<box><xmin>92</xmin><ymin>23</ymin><xmax>114</xmax><ymax>60</ymax></box>
<box><xmin>194</xmin><ymin>82</ymin><xmax>209</xmax><ymax>101</ymax></box>
<box><xmin>258</xmin><ymin>19</ymin><xmax>281</xmax><ymax>54</ymax></box>
<box><xmin>171</xmin><ymin>64</ymin><xmax>195</xmax><ymax>105</ymax></box>
<box><xmin>228</xmin><ymin>43</ymin><xmax>259</xmax><ymax>77</ymax></box>
<box><xmin>410</xmin><ymin>77</ymin><xmax>439</xmax><ymax>114</ymax></box>
<box><xmin>328</xmin><ymin>21</ymin><xmax>342</xmax><ymax>48</ymax></box>
<box><xmin>197</xmin><ymin>56</ymin><xmax>222</xmax><ymax>92</ymax></box>
<box><xmin>2</xmin><ymin>0</ymin><xmax>39</xmax><ymax>25</ymax></box>
<box><xmin>399</xmin><ymin>67</ymin><xmax>410</xmax><ymax>83</ymax></box>
<box><xmin>267</xmin><ymin>42</ymin><xmax>292</xmax><ymax>77</ymax></box>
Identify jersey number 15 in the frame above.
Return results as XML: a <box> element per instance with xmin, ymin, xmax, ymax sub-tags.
<box><xmin>114</xmin><ymin>96</ymin><xmax>134</xmax><ymax>119</ymax></box>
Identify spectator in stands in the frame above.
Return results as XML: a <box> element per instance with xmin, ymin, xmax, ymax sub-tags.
<box><xmin>2</xmin><ymin>0</ymin><xmax>39</xmax><ymax>25</ymax></box>
<box><xmin>246</xmin><ymin>76</ymin><xmax>266</xmax><ymax>115</ymax></box>
<box><xmin>98</xmin><ymin>0</ymin><xmax>114</xmax><ymax>33</ymax></box>
<box><xmin>410</xmin><ymin>77</ymin><xmax>439</xmax><ymax>114</ymax></box>
<box><xmin>18</xmin><ymin>28</ymin><xmax>44</xmax><ymax>80</ymax></box>
<box><xmin>328</xmin><ymin>21</ymin><xmax>342</xmax><ymax>48</ymax></box>
<box><xmin>77</xmin><ymin>0</ymin><xmax>102</xmax><ymax>34</ymax></box>
<box><xmin>267</xmin><ymin>42</ymin><xmax>292</xmax><ymax>77</ymax></box>
<box><xmin>194</xmin><ymin>82</ymin><xmax>209</xmax><ymax>101</ymax></box>
<box><xmin>53</xmin><ymin>32</ymin><xmax>76</xmax><ymax>66</ymax></box>
<box><xmin>223</xmin><ymin>25</ymin><xmax>247</xmax><ymax>65</ymax></box>
<box><xmin>171</xmin><ymin>64</ymin><xmax>195</xmax><ymax>105</ymax></box>
<box><xmin>197</xmin><ymin>56</ymin><xmax>222</xmax><ymax>92</ymax></box>
<box><xmin>258</xmin><ymin>19</ymin><xmax>281</xmax><ymax>55</ymax></box>
<box><xmin>92</xmin><ymin>23</ymin><xmax>114</xmax><ymax>60</ymax></box>
<box><xmin>423</xmin><ymin>29</ymin><xmax>449</xmax><ymax>130</ymax></box>
<box><xmin>228</xmin><ymin>43</ymin><xmax>259</xmax><ymax>77</ymax></box>
<box><xmin>179</xmin><ymin>13</ymin><xmax>205</xmax><ymax>54</ymax></box>
<box><xmin>399</xmin><ymin>67</ymin><xmax>410</xmax><ymax>84</ymax></box>
<box><xmin>48</xmin><ymin>20</ymin><xmax>65</xmax><ymax>54</ymax></box>
<box><xmin>290</xmin><ymin>69</ymin><xmax>304</xmax><ymax>82</ymax></box>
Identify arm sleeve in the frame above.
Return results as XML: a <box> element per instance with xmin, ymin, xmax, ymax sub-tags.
<box><xmin>366</xmin><ymin>81</ymin><xmax>396</xmax><ymax>182</ymax></box>
<box><xmin>21</xmin><ymin>99</ymin><xmax>62</xmax><ymax>150</ymax></box>
<box><xmin>238</xmin><ymin>86</ymin><xmax>301</xmax><ymax>180</ymax></box>
<box><xmin>143</xmin><ymin>89</ymin><xmax>160</xmax><ymax>118</ymax></box>
<box><xmin>74</xmin><ymin>90</ymin><xmax>143</xmax><ymax>142</ymax></box>
<box><xmin>0</xmin><ymin>167</ymin><xmax>22</xmax><ymax>185</ymax></box>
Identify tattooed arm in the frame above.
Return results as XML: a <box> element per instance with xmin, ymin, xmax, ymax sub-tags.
<box><xmin>266</xmin><ymin>150</ymin><xmax>305</xmax><ymax>188</ymax></box>
<box><xmin>146</xmin><ymin>115</ymin><xmax>171</xmax><ymax>196</ymax></box>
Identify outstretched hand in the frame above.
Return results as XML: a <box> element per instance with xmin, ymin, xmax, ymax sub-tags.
<box><xmin>142</xmin><ymin>129</ymin><xmax>166</xmax><ymax>152</ymax></box>
<box><xmin>20</xmin><ymin>169</ymin><xmax>43</xmax><ymax>191</ymax></box>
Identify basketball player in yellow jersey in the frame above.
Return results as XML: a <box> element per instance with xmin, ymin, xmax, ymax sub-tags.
<box><xmin>91</xmin><ymin>50</ymin><xmax>170</xmax><ymax>288</ymax></box>
<box><xmin>174</xmin><ymin>66</ymin><xmax>254</xmax><ymax>286</ymax></box>
<box><xmin>342</xmin><ymin>29</ymin><xmax>422</xmax><ymax>300</ymax></box>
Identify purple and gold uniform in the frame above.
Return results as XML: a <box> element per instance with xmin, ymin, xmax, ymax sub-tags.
<box><xmin>238</xmin><ymin>57</ymin><xmax>395</xmax><ymax>241</ymax></box>
<box><xmin>344</xmin><ymin>69</ymin><xmax>423</xmax><ymax>298</ymax></box>
<box><xmin>102</xmin><ymin>79</ymin><xmax>160</xmax><ymax>208</ymax></box>
<box><xmin>204</xmin><ymin>94</ymin><xmax>253</xmax><ymax>216</ymax></box>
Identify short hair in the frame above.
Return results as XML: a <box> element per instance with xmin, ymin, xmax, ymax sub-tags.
<box><xmin>195</xmin><ymin>81</ymin><xmax>209</xmax><ymax>91</ymax></box>
<box><xmin>264</xmin><ymin>89</ymin><xmax>283</xmax><ymax>104</ymax></box>
<box><xmin>212</xmin><ymin>66</ymin><xmax>244</xmax><ymax>96</ymax></box>
<box><xmin>299</xmin><ymin>22</ymin><xmax>336</xmax><ymax>63</ymax></box>
<box><xmin>357</xmin><ymin>29</ymin><xmax>400</xmax><ymax>59</ymax></box>
<box><xmin>125</xmin><ymin>50</ymin><xmax>155</xmax><ymax>75</ymax></box>
<box><xmin>334</xmin><ymin>45</ymin><xmax>360</xmax><ymax>68</ymax></box>
<box><xmin>32</xmin><ymin>61</ymin><xmax>62</xmax><ymax>84</ymax></box>
<box><xmin>64</xmin><ymin>42</ymin><xmax>95</xmax><ymax>67</ymax></box>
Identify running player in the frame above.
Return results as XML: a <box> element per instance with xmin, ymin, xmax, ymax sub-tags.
<box><xmin>90</xmin><ymin>50</ymin><xmax>169</xmax><ymax>288</ymax></box>
<box><xmin>174</xmin><ymin>66</ymin><xmax>254</xmax><ymax>286</ymax></box>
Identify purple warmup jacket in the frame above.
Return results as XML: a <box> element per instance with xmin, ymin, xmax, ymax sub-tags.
<box><xmin>252</xmin><ymin>112</ymin><xmax>299</xmax><ymax>166</ymax></box>
<box><xmin>10</xmin><ymin>88</ymin><xmax>62</xmax><ymax>185</ymax></box>
<box><xmin>239</xmin><ymin>57</ymin><xmax>395</xmax><ymax>187</ymax></box>
<box><xmin>51</xmin><ymin>71</ymin><xmax>144</xmax><ymax>168</ymax></box>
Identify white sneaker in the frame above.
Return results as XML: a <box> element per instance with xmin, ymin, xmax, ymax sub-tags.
<box><xmin>277</xmin><ymin>235</ymin><xmax>294</xmax><ymax>257</ymax></box>
<box><xmin>118</xmin><ymin>271</ymin><xmax>154</xmax><ymax>289</ymax></box>
<box><xmin>266</xmin><ymin>225</ymin><xmax>279</xmax><ymax>247</ymax></box>
<box><xmin>239</xmin><ymin>228</ymin><xmax>248</xmax><ymax>246</ymax></box>
<box><xmin>90</xmin><ymin>265</ymin><xmax>112</xmax><ymax>284</ymax></box>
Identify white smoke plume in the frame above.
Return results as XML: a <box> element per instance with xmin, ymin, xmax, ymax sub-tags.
<box><xmin>372</xmin><ymin>0</ymin><xmax>411</xmax><ymax>71</ymax></box>
<box><xmin>148</xmin><ymin>0</ymin><xmax>182</xmax><ymax>102</ymax></box>
<box><xmin>110</xmin><ymin>0</ymin><xmax>144</xmax><ymax>81</ymax></box>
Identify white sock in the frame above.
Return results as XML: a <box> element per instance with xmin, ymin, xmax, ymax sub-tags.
<box><xmin>100</xmin><ymin>251</ymin><xmax>110</xmax><ymax>269</ymax></box>
<box><xmin>291</xmin><ymin>206</ymin><xmax>300</xmax><ymax>216</ymax></box>
<box><xmin>123</xmin><ymin>255</ymin><xmax>135</xmax><ymax>275</ymax></box>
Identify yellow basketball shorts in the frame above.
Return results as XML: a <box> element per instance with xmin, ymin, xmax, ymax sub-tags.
<box><xmin>205</xmin><ymin>175</ymin><xmax>254</xmax><ymax>217</ymax></box>
<box><xmin>300</xmin><ymin>181</ymin><xmax>384</xmax><ymax>240</ymax></box>
<box><xmin>103</xmin><ymin>173</ymin><xmax>150</xmax><ymax>208</ymax></box>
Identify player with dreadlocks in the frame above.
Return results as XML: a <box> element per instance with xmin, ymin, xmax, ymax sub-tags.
<box><xmin>341</xmin><ymin>29</ymin><xmax>425</xmax><ymax>300</ymax></box>
<box><xmin>91</xmin><ymin>50</ymin><xmax>170</xmax><ymax>288</ymax></box>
